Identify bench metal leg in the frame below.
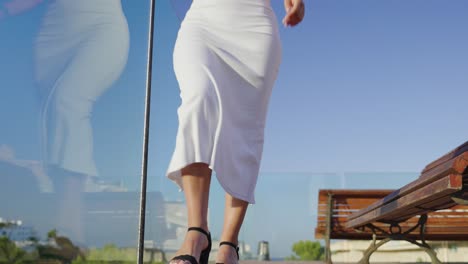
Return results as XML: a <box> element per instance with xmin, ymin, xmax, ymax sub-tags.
<box><xmin>418</xmin><ymin>243</ymin><xmax>442</xmax><ymax>264</ymax></box>
<box><xmin>451</xmin><ymin>182</ymin><xmax>468</xmax><ymax>204</ymax></box>
<box><xmin>403</xmin><ymin>214</ymin><xmax>443</xmax><ymax>264</ymax></box>
<box><xmin>356</xmin><ymin>215</ymin><xmax>443</xmax><ymax>264</ymax></box>
<box><xmin>357</xmin><ymin>234</ymin><xmax>391</xmax><ymax>264</ymax></box>
<box><xmin>357</xmin><ymin>236</ymin><xmax>442</xmax><ymax>264</ymax></box>
<box><xmin>451</xmin><ymin>193</ymin><xmax>468</xmax><ymax>205</ymax></box>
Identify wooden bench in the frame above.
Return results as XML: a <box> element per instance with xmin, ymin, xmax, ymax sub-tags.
<box><xmin>315</xmin><ymin>141</ymin><xmax>468</xmax><ymax>264</ymax></box>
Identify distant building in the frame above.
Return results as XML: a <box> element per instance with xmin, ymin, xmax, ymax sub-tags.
<box><xmin>83</xmin><ymin>191</ymin><xmax>168</xmax><ymax>248</ymax></box>
<box><xmin>84</xmin><ymin>177</ymin><xmax>128</xmax><ymax>192</ymax></box>
<box><xmin>0</xmin><ymin>218</ymin><xmax>37</xmax><ymax>242</ymax></box>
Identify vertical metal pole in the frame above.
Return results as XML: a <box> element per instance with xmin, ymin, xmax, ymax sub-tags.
<box><xmin>325</xmin><ymin>193</ymin><xmax>333</xmax><ymax>264</ymax></box>
<box><xmin>137</xmin><ymin>0</ymin><xmax>156</xmax><ymax>263</ymax></box>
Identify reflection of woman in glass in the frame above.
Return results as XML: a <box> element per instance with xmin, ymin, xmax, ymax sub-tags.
<box><xmin>37</xmin><ymin>0</ymin><xmax>129</xmax><ymax>242</ymax></box>
<box><xmin>2</xmin><ymin>0</ymin><xmax>129</xmax><ymax>242</ymax></box>
<box><xmin>167</xmin><ymin>0</ymin><xmax>304</xmax><ymax>264</ymax></box>
<box><xmin>35</xmin><ymin>0</ymin><xmax>129</xmax><ymax>179</ymax></box>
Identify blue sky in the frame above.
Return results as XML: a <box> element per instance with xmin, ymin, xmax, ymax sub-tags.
<box><xmin>1</xmin><ymin>0</ymin><xmax>467</xmax><ymax>258</ymax></box>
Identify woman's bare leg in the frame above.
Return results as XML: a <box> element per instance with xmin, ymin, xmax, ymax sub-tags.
<box><xmin>170</xmin><ymin>163</ymin><xmax>212</xmax><ymax>264</ymax></box>
<box><xmin>216</xmin><ymin>193</ymin><xmax>249</xmax><ymax>264</ymax></box>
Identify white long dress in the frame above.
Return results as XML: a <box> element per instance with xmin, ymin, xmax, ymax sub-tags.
<box><xmin>167</xmin><ymin>0</ymin><xmax>282</xmax><ymax>203</ymax></box>
<box><xmin>35</xmin><ymin>0</ymin><xmax>129</xmax><ymax>177</ymax></box>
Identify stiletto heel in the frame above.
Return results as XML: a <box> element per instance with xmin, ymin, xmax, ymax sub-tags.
<box><xmin>215</xmin><ymin>241</ymin><xmax>239</xmax><ymax>264</ymax></box>
<box><xmin>169</xmin><ymin>227</ymin><xmax>212</xmax><ymax>264</ymax></box>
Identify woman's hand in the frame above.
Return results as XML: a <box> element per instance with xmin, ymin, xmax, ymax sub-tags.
<box><xmin>282</xmin><ymin>0</ymin><xmax>305</xmax><ymax>27</ymax></box>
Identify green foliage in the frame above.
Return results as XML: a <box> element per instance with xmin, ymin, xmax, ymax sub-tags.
<box><xmin>71</xmin><ymin>261</ymin><xmax>160</xmax><ymax>264</ymax></box>
<box><xmin>72</xmin><ymin>260</ymin><xmax>161</xmax><ymax>264</ymax></box>
<box><xmin>285</xmin><ymin>240</ymin><xmax>324</xmax><ymax>261</ymax></box>
<box><xmin>448</xmin><ymin>242</ymin><xmax>458</xmax><ymax>251</ymax></box>
<box><xmin>72</xmin><ymin>256</ymin><xmax>130</xmax><ymax>264</ymax></box>
<box><xmin>0</xmin><ymin>233</ymin><xmax>165</xmax><ymax>264</ymax></box>
<box><xmin>38</xmin><ymin>233</ymin><xmax>86</xmax><ymax>263</ymax></box>
<box><xmin>27</xmin><ymin>237</ymin><xmax>39</xmax><ymax>244</ymax></box>
<box><xmin>0</xmin><ymin>223</ymin><xmax>14</xmax><ymax>229</ymax></box>
<box><xmin>0</xmin><ymin>236</ymin><xmax>27</xmax><ymax>264</ymax></box>
<box><xmin>47</xmin><ymin>229</ymin><xmax>57</xmax><ymax>239</ymax></box>
<box><xmin>85</xmin><ymin>244</ymin><xmax>134</xmax><ymax>262</ymax></box>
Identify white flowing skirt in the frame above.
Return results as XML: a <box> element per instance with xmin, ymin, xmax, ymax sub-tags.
<box><xmin>167</xmin><ymin>0</ymin><xmax>282</xmax><ymax>203</ymax></box>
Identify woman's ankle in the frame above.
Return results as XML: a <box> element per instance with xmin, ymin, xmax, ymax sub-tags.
<box><xmin>184</xmin><ymin>230</ymin><xmax>209</xmax><ymax>248</ymax></box>
<box><xmin>216</xmin><ymin>245</ymin><xmax>239</xmax><ymax>264</ymax></box>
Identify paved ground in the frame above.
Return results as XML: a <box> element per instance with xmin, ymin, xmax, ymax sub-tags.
<box><xmin>239</xmin><ymin>260</ymin><xmax>468</xmax><ymax>264</ymax></box>
<box><xmin>239</xmin><ymin>260</ymin><xmax>326</xmax><ymax>264</ymax></box>
<box><xmin>240</xmin><ymin>262</ymin><xmax>325</xmax><ymax>264</ymax></box>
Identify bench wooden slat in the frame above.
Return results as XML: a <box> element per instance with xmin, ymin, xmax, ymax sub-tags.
<box><xmin>345</xmin><ymin>174</ymin><xmax>463</xmax><ymax>228</ymax></box>
<box><xmin>379</xmin><ymin>189</ymin><xmax>462</xmax><ymax>222</ymax></box>
<box><xmin>319</xmin><ymin>197</ymin><xmax>391</xmax><ymax>204</ymax></box>
<box><xmin>316</xmin><ymin>203</ymin><xmax>468</xmax><ymax>241</ymax></box>
<box><xmin>317</xmin><ymin>212</ymin><xmax>468</xmax><ymax>223</ymax></box>
<box><xmin>320</xmin><ymin>231</ymin><xmax>468</xmax><ymax>241</ymax></box>
<box><xmin>347</xmin><ymin>153</ymin><xmax>468</xmax><ymax>222</ymax></box>
<box><xmin>316</xmin><ymin>206</ymin><xmax>468</xmax><ymax>221</ymax></box>
<box><xmin>420</xmin><ymin>151</ymin><xmax>468</xmax><ymax>179</ymax></box>
<box><xmin>389</xmin><ymin>194</ymin><xmax>462</xmax><ymax>222</ymax></box>
<box><xmin>318</xmin><ymin>202</ymin><xmax>387</xmax><ymax>210</ymax></box>
<box><xmin>316</xmin><ymin>189</ymin><xmax>468</xmax><ymax>241</ymax></box>
<box><xmin>317</xmin><ymin>189</ymin><xmax>393</xmax><ymax>197</ymax></box>
<box><xmin>422</xmin><ymin>141</ymin><xmax>468</xmax><ymax>174</ymax></box>
<box><xmin>317</xmin><ymin>226</ymin><xmax>468</xmax><ymax>240</ymax></box>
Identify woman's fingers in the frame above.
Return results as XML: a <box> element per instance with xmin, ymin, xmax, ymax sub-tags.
<box><xmin>284</xmin><ymin>0</ymin><xmax>293</xmax><ymax>13</ymax></box>
<box><xmin>282</xmin><ymin>0</ymin><xmax>305</xmax><ymax>27</ymax></box>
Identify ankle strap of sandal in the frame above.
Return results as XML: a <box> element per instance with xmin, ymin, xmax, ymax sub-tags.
<box><xmin>188</xmin><ymin>227</ymin><xmax>211</xmax><ymax>239</ymax></box>
<box><xmin>219</xmin><ymin>241</ymin><xmax>239</xmax><ymax>260</ymax></box>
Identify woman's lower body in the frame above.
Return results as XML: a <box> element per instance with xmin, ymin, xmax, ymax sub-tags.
<box><xmin>167</xmin><ymin>0</ymin><xmax>281</xmax><ymax>263</ymax></box>
<box><xmin>34</xmin><ymin>0</ymin><xmax>129</xmax><ymax>243</ymax></box>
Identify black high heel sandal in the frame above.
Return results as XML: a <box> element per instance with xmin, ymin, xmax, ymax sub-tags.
<box><xmin>216</xmin><ymin>241</ymin><xmax>239</xmax><ymax>264</ymax></box>
<box><xmin>169</xmin><ymin>227</ymin><xmax>212</xmax><ymax>264</ymax></box>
